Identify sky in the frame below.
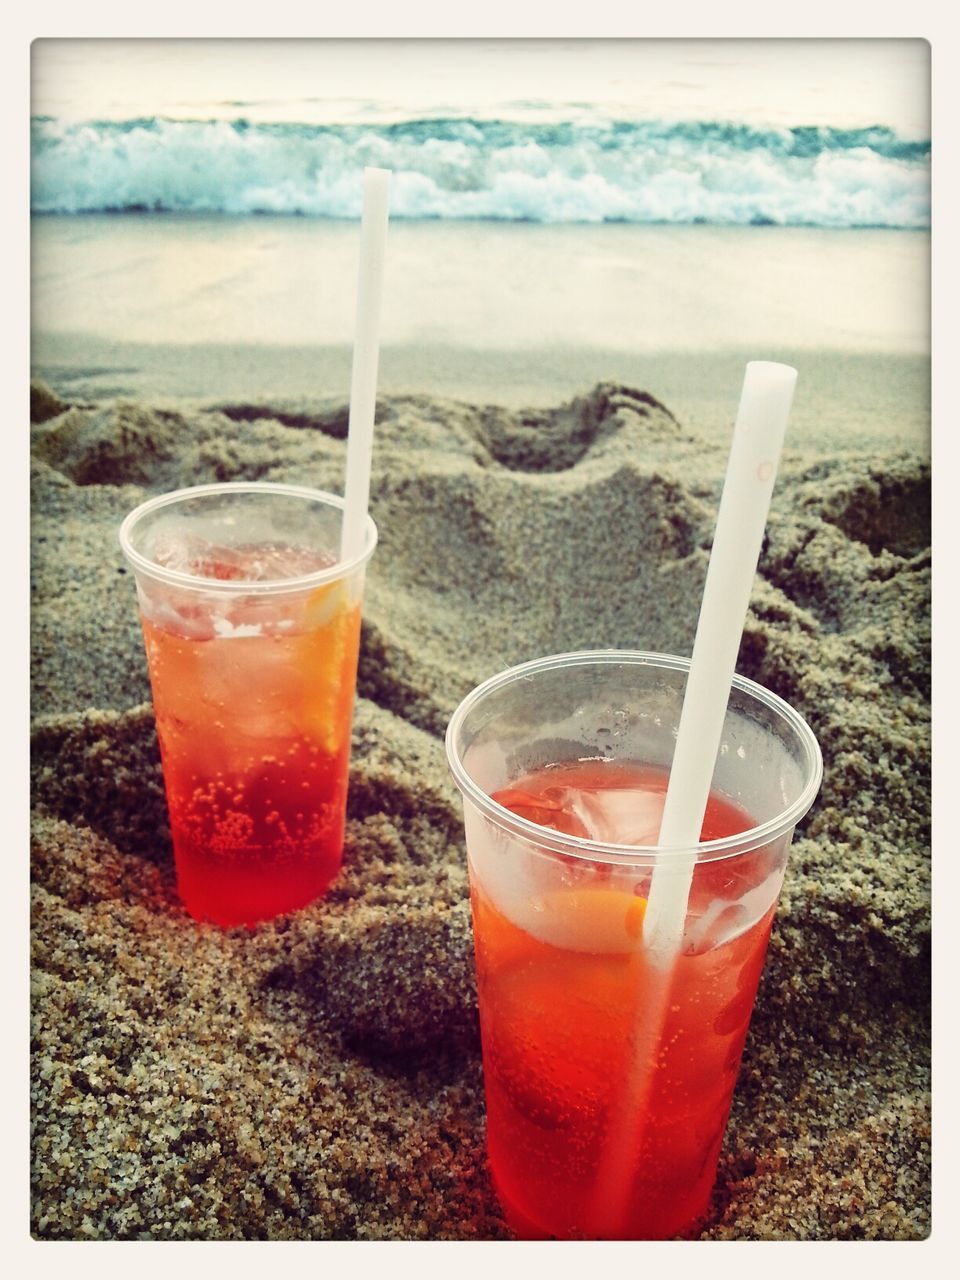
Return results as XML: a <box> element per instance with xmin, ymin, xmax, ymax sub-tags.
<box><xmin>31</xmin><ymin>38</ymin><xmax>930</xmax><ymax>135</ymax></box>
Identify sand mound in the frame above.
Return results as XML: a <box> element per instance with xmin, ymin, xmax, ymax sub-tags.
<box><xmin>30</xmin><ymin>379</ymin><xmax>930</xmax><ymax>1240</ymax></box>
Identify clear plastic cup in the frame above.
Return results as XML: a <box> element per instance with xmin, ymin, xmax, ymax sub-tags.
<box><xmin>120</xmin><ymin>482</ymin><xmax>377</xmax><ymax>927</ymax></box>
<box><xmin>445</xmin><ymin>649</ymin><xmax>822</xmax><ymax>1240</ymax></box>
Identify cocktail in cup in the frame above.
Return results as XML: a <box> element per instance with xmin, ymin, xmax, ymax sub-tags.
<box><xmin>120</xmin><ymin>482</ymin><xmax>377</xmax><ymax>927</ymax></box>
<box><xmin>446</xmin><ymin>650</ymin><xmax>821</xmax><ymax>1240</ymax></box>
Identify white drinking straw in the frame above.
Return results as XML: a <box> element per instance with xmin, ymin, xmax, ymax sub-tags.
<box><xmin>589</xmin><ymin>360</ymin><xmax>797</xmax><ymax>1237</ymax></box>
<box><xmin>645</xmin><ymin>359</ymin><xmax>798</xmax><ymax>958</ymax></box>
<box><xmin>340</xmin><ymin>167</ymin><xmax>391</xmax><ymax>563</ymax></box>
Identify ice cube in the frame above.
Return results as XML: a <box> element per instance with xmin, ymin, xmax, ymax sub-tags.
<box><xmin>213</xmin><ymin>616</ymin><xmax>263</xmax><ymax>638</ymax></box>
<box><xmin>494</xmin><ymin>781</ymin><xmax>665</xmax><ymax>847</ymax></box>
<box><xmin>567</xmin><ymin>784</ymin><xmax>665</xmax><ymax>845</ymax></box>
<box><xmin>683</xmin><ymin>867</ymin><xmax>782</xmax><ymax>954</ymax></box>
<box><xmin>150</xmin><ymin>529</ymin><xmax>209</xmax><ymax>576</ymax></box>
<box><xmin>151</xmin><ymin>532</ymin><xmax>334</xmax><ymax>583</ymax></box>
<box><xmin>491</xmin><ymin>785</ymin><xmax>590</xmax><ymax>838</ymax></box>
<box><xmin>231</xmin><ymin>542</ymin><xmax>334</xmax><ymax>581</ymax></box>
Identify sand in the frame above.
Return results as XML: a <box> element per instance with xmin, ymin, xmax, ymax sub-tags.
<box><xmin>30</xmin><ymin>373</ymin><xmax>930</xmax><ymax>1241</ymax></box>
<box><xmin>31</xmin><ymin>217</ymin><xmax>931</xmax><ymax>455</ymax></box>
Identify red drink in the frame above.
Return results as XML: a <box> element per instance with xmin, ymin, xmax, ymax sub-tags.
<box><xmin>141</xmin><ymin>552</ymin><xmax>361</xmax><ymax>926</ymax></box>
<box><xmin>121</xmin><ymin>483</ymin><xmax>377</xmax><ymax>928</ymax></box>
<box><xmin>473</xmin><ymin>760</ymin><xmax>774</xmax><ymax>1240</ymax></box>
<box><xmin>447</xmin><ymin>650</ymin><xmax>821</xmax><ymax>1242</ymax></box>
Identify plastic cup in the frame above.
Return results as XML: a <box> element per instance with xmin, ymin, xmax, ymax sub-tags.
<box><xmin>120</xmin><ymin>482</ymin><xmax>377</xmax><ymax>927</ymax></box>
<box><xmin>445</xmin><ymin>650</ymin><xmax>822</xmax><ymax>1240</ymax></box>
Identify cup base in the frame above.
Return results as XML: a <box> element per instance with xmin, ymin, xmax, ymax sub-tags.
<box><xmin>177</xmin><ymin>855</ymin><xmax>341</xmax><ymax>929</ymax></box>
<box><xmin>494</xmin><ymin>1170</ymin><xmax>713</xmax><ymax>1241</ymax></box>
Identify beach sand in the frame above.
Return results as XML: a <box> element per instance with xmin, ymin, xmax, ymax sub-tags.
<box><xmin>30</xmin><ymin>360</ymin><xmax>930</xmax><ymax>1240</ymax></box>
<box><xmin>31</xmin><ymin>217</ymin><xmax>930</xmax><ymax>449</ymax></box>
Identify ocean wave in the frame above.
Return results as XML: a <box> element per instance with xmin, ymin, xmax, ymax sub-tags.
<box><xmin>30</xmin><ymin>116</ymin><xmax>930</xmax><ymax>228</ymax></box>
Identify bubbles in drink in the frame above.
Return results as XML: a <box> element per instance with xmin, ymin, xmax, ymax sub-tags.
<box><xmin>138</xmin><ymin>539</ymin><xmax>362</xmax><ymax>926</ymax></box>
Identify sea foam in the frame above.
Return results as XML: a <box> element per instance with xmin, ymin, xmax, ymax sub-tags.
<box><xmin>30</xmin><ymin>116</ymin><xmax>929</xmax><ymax>228</ymax></box>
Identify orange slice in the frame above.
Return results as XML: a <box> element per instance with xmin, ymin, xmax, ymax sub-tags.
<box><xmin>296</xmin><ymin>588</ymin><xmax>362</xmax><ymax>755</ymax></box>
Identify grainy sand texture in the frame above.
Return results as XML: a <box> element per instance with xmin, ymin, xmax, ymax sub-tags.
<box><xmin>30</xmin><ymin>376</ymin><xmax>930</xmax><ymax>1240</ymax></box>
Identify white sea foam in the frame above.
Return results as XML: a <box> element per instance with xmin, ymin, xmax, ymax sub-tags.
<box><xmin>30</xmin><ymin>117</ymin><xmax>930</xmax><ymax>228</ymax></box>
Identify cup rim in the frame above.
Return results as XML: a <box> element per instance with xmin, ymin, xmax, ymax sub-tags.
<box><xmin>119</xmin><ymin>481</ymin><xmax>378</xmax><ymax>594</ymax></box>
<box><xmin>444</xmin><ymin>648</ymin><xmax>823</xmax><ymax>865</ymax></box>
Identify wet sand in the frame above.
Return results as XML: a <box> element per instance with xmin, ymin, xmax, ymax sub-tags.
<box><xmin>30</xmin><ymin>371</ymin><xmax>930</xmax><ymax>1240</ymax></box>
